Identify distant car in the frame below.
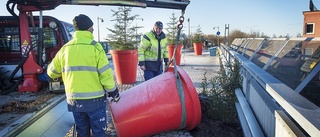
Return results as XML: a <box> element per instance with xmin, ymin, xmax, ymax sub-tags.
<box><xmin>100</xmin><ymin>41</ymin><xmax>109</xmax><ymax>53</ymax></box>
<box><xmin>99</xmin><ymin>41</ymin><xmax>112</xmax><ymax>60</ymax></box>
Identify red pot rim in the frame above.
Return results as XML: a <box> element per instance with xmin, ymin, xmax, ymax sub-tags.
<box><xmin>110</xmin><ymin>50</ymin><xmax>137</xmax><ymax>54</ymax></box>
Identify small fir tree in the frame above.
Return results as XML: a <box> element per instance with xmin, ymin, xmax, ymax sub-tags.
<box><xmin>192</xmin><ymin>25</ymin><xmax>203</xmax><ymax>43</ymax></box>
<box><xmin>166</xmin><ymin>13</ymin><xmax>179</xmax><ymax>45</ymax></box>
<box><xmin>106</xmin><ymin>6</ymin><xmax>140</xmax><ymax>50</ymax></box>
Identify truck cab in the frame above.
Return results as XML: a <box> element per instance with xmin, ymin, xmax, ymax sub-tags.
<box><xmin>0</xmin><ymin>16</ymin><xmax>74</xmax><ymax>64</ymax></box>
<box><xmin>0</xmin><ymin>15</ymin><xmax>74</xmax><ymax>93</ymax></box>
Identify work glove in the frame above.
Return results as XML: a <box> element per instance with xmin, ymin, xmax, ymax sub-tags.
<box><xmin>111</xmin><ymin>93</ymin><xmax>120</xmax><ymax>103</ymax></box>
<box><xmin>108</xmin><ymin>88</ymin><xmax>120</xmax><ymax>103</ymax></box>
<box><xmin>140</xmin><ymin>65</ymin><xmax>146</xmax><ymax>70</ymax></box>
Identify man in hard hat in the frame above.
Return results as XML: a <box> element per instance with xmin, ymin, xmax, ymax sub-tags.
<box><xmin>47</xmin><ymin>14</ymin><xmax>120</xmax><ymax>137</ymax></box>
<box><xmin>138</xmin><ymin>21</ymin><xmax>169</xmax><ymax>81</ymax></box>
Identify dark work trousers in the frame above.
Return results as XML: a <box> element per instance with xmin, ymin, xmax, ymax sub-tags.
<box><xmin>72</xmin><ymin>105</ymin><xmax>107</xmax><ymax>137</ymax></box>
<box><xmin>144</xmin><ymin>69</ymin><xmax>162</xmax><ymax>81</ymax></box>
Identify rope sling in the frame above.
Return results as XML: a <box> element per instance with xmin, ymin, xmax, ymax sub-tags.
<box><xmin>164</xmin><ymin>10</ymin><xmax>187</xmax><ymax>129</ymax></box>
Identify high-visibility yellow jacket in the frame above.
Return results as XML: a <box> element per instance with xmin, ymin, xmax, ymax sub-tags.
<box><xmin>138</xmin><ymin>30</ymin><xmax>169</xmax><ymax>71</ymax></box>
<box><xmin>47</xmin><ymin>31</ymin><xmax>116</xmax><ymax>100</ymax></box>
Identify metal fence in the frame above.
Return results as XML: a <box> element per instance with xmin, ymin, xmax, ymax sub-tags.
<box><xmin>220</xmin><ymin>37</ymin><xmax>320</xmax><ymax>137</ymax></box>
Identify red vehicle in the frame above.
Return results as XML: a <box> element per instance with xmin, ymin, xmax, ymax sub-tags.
<box><xmin>0</xmin><ymin>0</ymin><xmax>189</xmax><ymax>94</ymax></box>
<box><xmin>0</xmin><ymin>14</ymin><xmax>75</xmax><ymax>94</ymax></box>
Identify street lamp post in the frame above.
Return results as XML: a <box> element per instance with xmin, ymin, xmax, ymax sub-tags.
<box><xmin>213</xmin><ymin>26</ymin><xmax>220</xmax><ymax>46</ymax></box>
<box><xmin>135</xmin><ymin>18</ymin><xmax>143</xmax><ymax>41</ymax></box>
<box><xmin>135</xmin><ymin>18</ymin><xmax>143</xmax><ymax>48</ymax></box>
<box><xmin>224</xmin><ymin>24</ymin><xmax>230</xmax><ymax>45</ymax></box>
<box><xmin>247</xmin><ymin>25</ymin><xmax>257</xmax><ymax>37</ymax></box>
<box><xmin>97</xmin><ymin>17</ymin><xmax>104</xmax><ymax>42</ymax></box>
<box><xmin>188</xmin><ymin>18</ymin><xmax>190</xmax><ymax>48</ymax></box>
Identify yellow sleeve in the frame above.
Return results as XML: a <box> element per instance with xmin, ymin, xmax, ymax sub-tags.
<box><xmin>47</xmin><ymin>50</ymin><xmax>62</xmax><ymax>79</ymax></box>
<box><xmin>96</xmin><ymin>43</ymin><xmax>117</xmax><ymax>91</ymax></box>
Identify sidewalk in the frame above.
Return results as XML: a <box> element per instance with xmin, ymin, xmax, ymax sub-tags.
<box><xmin>4</xmin><ymin>50</ymin><xmax>221</xmax><ymax>137</ymax></box>
<box><xmin>107</xmin><ymin>49</ymin><xmax>221</xmax><ymax>136</ymax></box>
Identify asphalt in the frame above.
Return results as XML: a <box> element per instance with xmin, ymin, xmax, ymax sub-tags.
<box><xmin>107</xmin><ymin>48</ymin><xmax>221</xmax><ymax>137</ymax></box>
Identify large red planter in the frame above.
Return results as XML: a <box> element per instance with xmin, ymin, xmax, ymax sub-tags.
<box><xmin>168</xmin><ymin>44</ymin><xmax>183</xmax><ymax>66</ymax></box>
<box><xmin>110</xmin><ymin>50</ymin><xmax>137</xmax><ymax>84</ymax></box>
<box><xmin>193</xmin><ymin>42</ymin><xmax>203</xmax><ymax>55</ymax></box>
<box><xmin>108</xmin><ymin>66</ymin><xmax>201</xmax><ymax>137</ymax></box>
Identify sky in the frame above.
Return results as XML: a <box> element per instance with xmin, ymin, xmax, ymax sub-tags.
<box><xmin>0</xmin><ymin>0</ymin><xmax>318</xmax><ymax>41</ymax></box>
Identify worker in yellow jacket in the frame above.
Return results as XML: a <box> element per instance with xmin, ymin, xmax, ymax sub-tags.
<box><xmin>138</xmin><ymin>21</ymin><xmax>169</xmax><ymax>81</ymax></box>
<box><xmin>47</xmin><ymin>14</ymin><xmax>119</xmax><ymax>137</ymax></box>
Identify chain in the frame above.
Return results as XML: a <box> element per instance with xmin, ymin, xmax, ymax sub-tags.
<box><xmin>177</xmin><ymin>12</ymin><xmax>185</xmax><ymax>30</ymax></box>
<box><xmin>165</xmin><ymin>10</ymin><xmax>185</xmax><ymax>72</ymax></box>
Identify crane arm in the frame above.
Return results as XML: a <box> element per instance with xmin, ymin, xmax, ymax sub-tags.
<box><xmin>7</xmin><ymin>0</ymin><xmax>190</xmax><ymax>11</ymax></box>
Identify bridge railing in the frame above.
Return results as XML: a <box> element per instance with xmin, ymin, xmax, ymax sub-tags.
<box><xmin>219</xmin><ymin>37</ymin><xmax>320</xmax><ymax>137</ymax></box>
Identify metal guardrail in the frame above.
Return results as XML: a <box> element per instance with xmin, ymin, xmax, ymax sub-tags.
<box><xmin>235</xmin><ymin>88</ymin><xmax>264</xmax><ymax>137</ymax></box>
<box><xmin>219</xmin><ymin>37</ymin><xmax>320</xmax><ymax>137</ymax></box>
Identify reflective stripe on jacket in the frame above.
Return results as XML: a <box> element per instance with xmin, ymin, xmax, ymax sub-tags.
<box><xmin>47</xmin><ymin>31</ymin><xmax>116</xmax><ymax>100</ymax></box>
<box><xmin>138</xmin><ymin>30</ymin><xmax>168</xmax><ymax>71</ymax></box>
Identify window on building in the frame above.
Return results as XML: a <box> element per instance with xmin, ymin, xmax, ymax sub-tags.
<box><xmin>306</xmin><ymin>23</ymin><xmax>315</xmax><ymax>34</ymax></box>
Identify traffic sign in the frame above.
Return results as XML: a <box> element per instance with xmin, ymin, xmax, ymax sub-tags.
<box><xmin>216</xmin><ymin>31</ymin><xmax>220</xmax><ymax>35</ymax></box>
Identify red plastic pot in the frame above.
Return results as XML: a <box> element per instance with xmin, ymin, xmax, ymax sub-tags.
<box><xmin>108</xmin><ymin>66</ymin><xmax>201</xmax><ymax>137</ymax></box>
<box><xmin>168</xmin><ymin>44</ymin><xmax>183</xmax><ymax>66</ymax></box>
<box><xmin>110</xmin><ymin>50</ymin><xmax>137</xmax><ymax>84</ymax></box>
<box><xmin>193</xmin><ymin>43</ymin><xmax>203</xmax><ymax>55</ymax></box>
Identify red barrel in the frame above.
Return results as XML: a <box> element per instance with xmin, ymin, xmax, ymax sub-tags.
<box><xmin>108</xmin><ymin>67</ymin><xmax>201</xmax><ymax>137</ymax></box>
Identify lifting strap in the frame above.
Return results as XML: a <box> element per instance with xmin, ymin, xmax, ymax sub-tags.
<box><xmin>165</xmin><ymin>10</ymin><xmax>187</xmax><ymax>129</ymax></box>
